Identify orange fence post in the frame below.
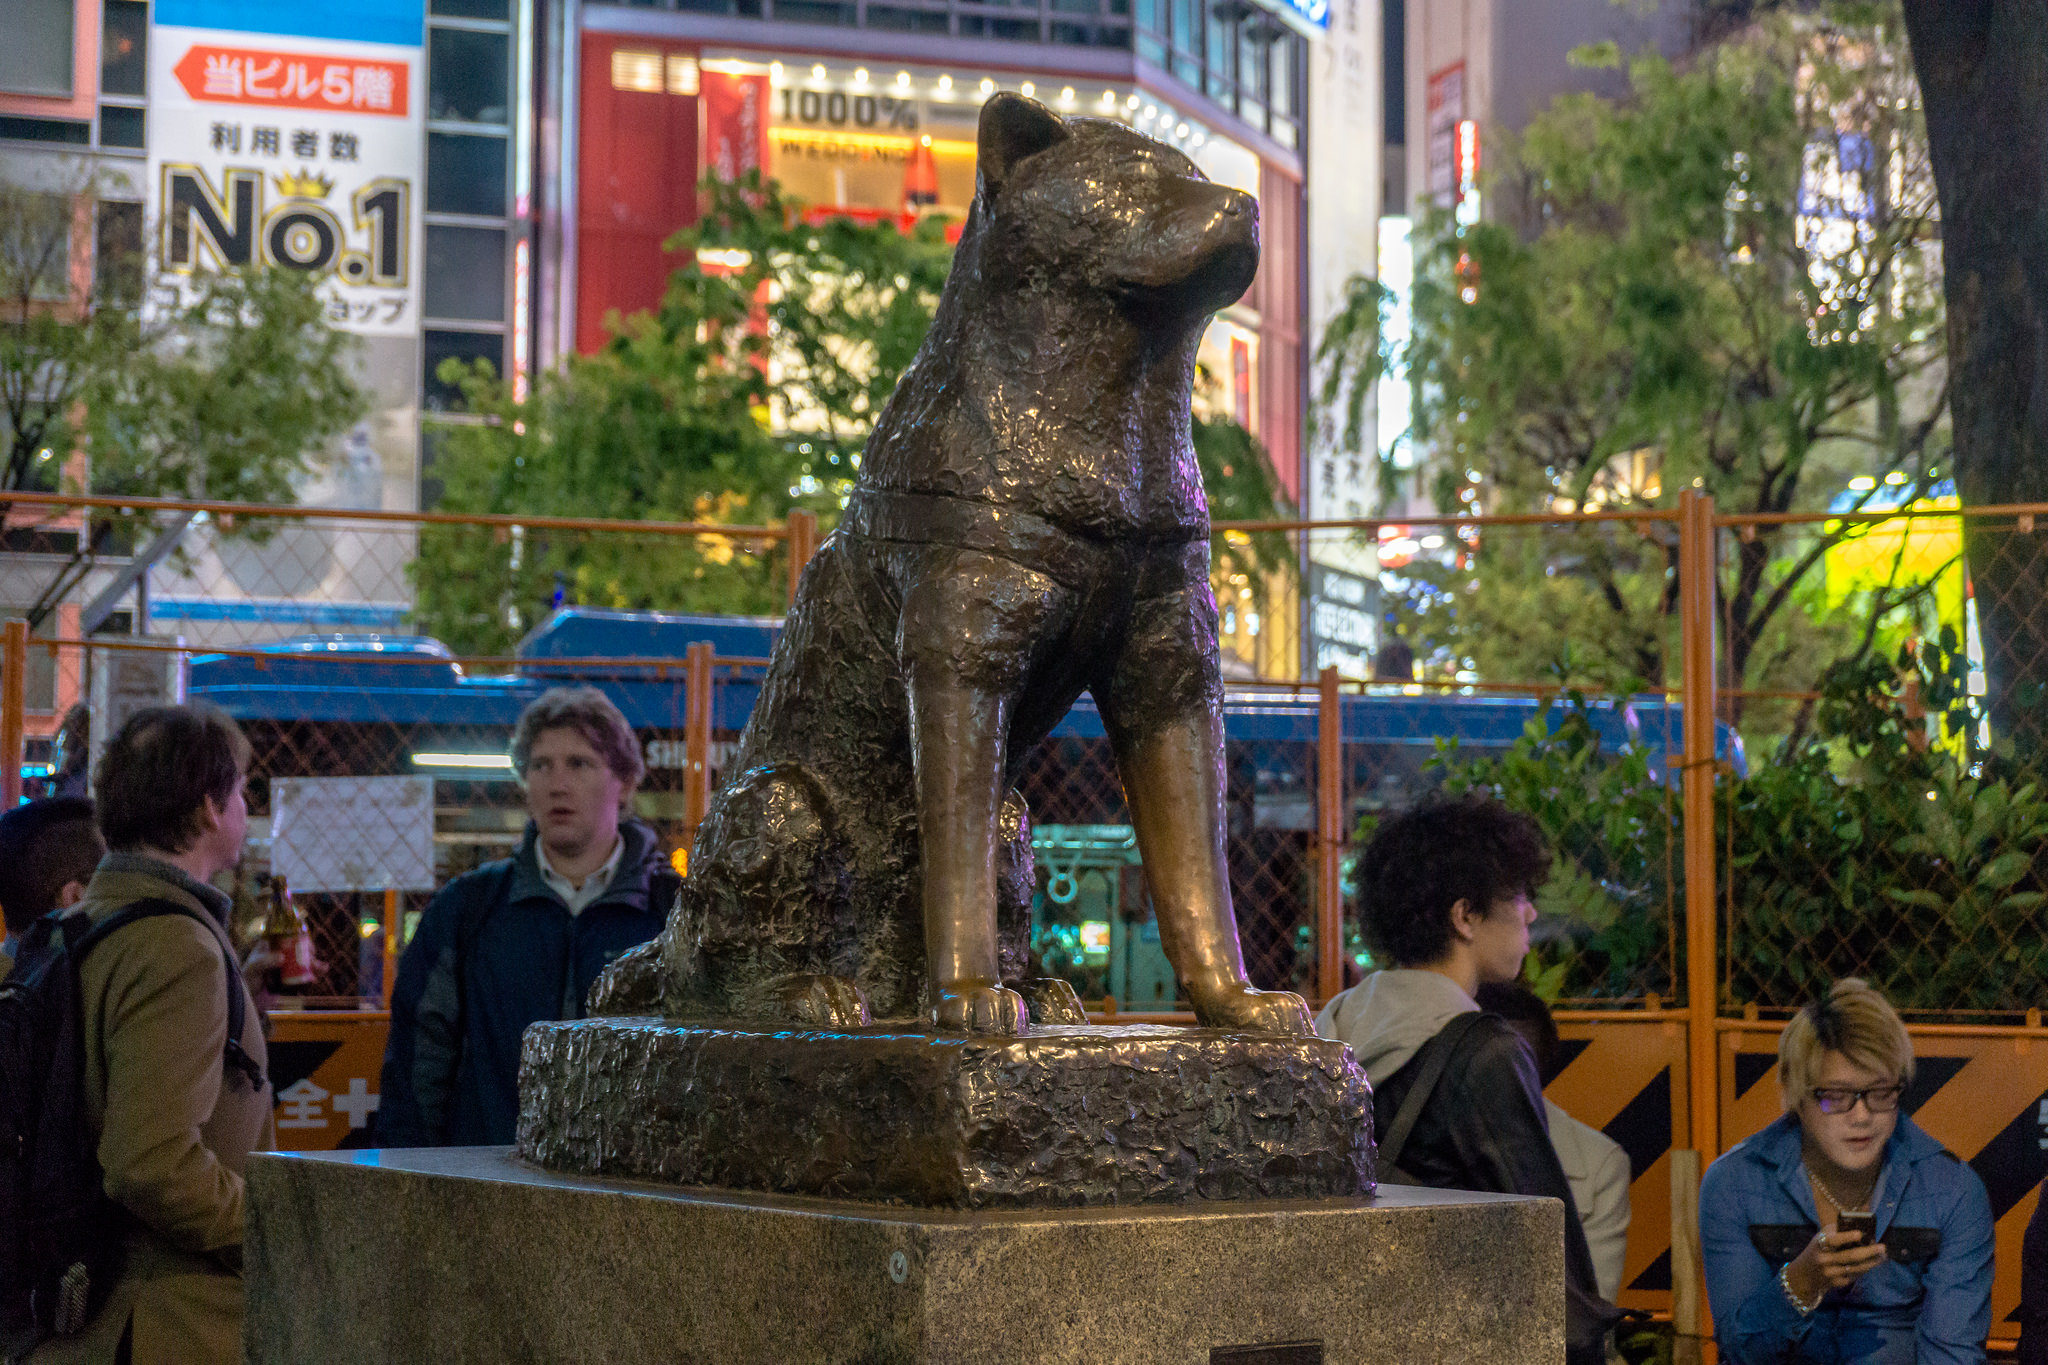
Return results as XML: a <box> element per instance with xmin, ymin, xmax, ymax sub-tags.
<box><xmin>1316</xmin><ymin>665</ymin><xmax>1344</xmax><ymax>1004</ymax></box>
<box><xmin>682</xmin><ymin>642</ymin><xmax>715</xmax><ymax>860</ymax></box>
<box><xmin>786</xmin><ymin>509</ymin><xmax>819</xmax><ymax>608</ymax></box>
<box><xmin>381</xmin><ymin>888</ymin><xmax>401</xmax><ymax>1008</ymax></box>
<box><xmin>0</xmin><ymin>620</ymin><xmax>27</xmax><ymax>808</ymax></box>
<box><xmin>1680</xmin><ymin>490</ymin><xmax>1721</xmax><ymax>1142</ymax></box>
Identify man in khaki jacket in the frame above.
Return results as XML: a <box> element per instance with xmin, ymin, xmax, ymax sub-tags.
<box><xmin>30</xmin><ymin>704</ymin><xmax>272</xmax><ymax>1365</ymax></box>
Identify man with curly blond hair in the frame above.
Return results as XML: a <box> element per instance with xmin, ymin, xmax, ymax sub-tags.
<box><xmin>379</xmin><ymin>687</ymin><xmax>676</xmax><ymax>1146</ymax></box>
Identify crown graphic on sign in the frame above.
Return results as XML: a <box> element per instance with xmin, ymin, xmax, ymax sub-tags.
<box><xmin>274</xmin><ymin>169</ymin><xmax>335</xmax><ymax>200</ymax></box>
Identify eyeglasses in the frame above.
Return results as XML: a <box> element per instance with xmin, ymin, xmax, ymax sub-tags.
<box><xmin>1810</xmin><ymin>1084</ymin><xmax>1905</xmax><ymax>1115</ymax></box>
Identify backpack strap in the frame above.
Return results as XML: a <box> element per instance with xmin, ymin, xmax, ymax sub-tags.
<box><xmin>74</xmin><ymin>898</ymin><xmax>267</xmax><ymax>1092</ymax></box>
<box><xmin>1377</xmin><ymin>1010</ymin><xmax>1490</xmax><ymax>1179</ymax></box>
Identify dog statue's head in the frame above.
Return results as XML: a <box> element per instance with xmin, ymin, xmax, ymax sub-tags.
<box><xmin>964</xmin><ymin>92</ymin><xmax>1261</xmax><ymax>325</ymax></box>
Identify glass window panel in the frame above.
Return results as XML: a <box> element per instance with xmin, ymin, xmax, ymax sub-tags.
<box><xmin>98</xmin><ymin>104</ymin><xmax>143</xmax><ymax>148</ymax></box>
<box><xmin>1238</xmin><ymin>29</ymin><xmax>1265</xmax><ymax>103</ymax></box>
<box><xmin>771</xmin><ymin>0</ymin><xmax>856</xmax><ymax>23</ymax></box>
<box><xmin>423</xmin><ymin>329</ymin><xmax>505</xmax><ymax>411</ymax></box>
<box><xmin>0</xmin><ymin>115</ymin><xmax>88</xmax><ymax>143</ymax></box>
<box><xmin>0</xmin><ymin>0</ymin><xmax>73</xmax><ymax>96</ymax></box>
<box><xmin>424</xmin><ymin>224</ymin><xmax>507</xmax><ymax>321</ymax></box>
<box><xmin>1207</xmin><ymin>16</ymin><xmax>1234</xmax><ymax>91</ymax></box>
<box><xmin>1170</xmin><ymin>0</ymin><xmax>1197</xmax><ymax>54</ymax></box>
<box><xmin>426</xmin><ymin>132</ymin><xmax>508</xmax><ymax>216</ymax></box>
<box><xmin>1050</xmin><ymin>21</ymin><xmax>1127</xmax><ymax>45</ymax></box>
<box><xmin>865</xmin><ymin>8</ymin><xmax>950</xmax><ymax>32</ymax></box>
<box><xmin>95</xmin><ymin>200</ymin><xmax>143</xmax><ymax>305</ymax></box>
<box><xmin>431</xmin><ymin>0</ymin><xmax>509</xmax><ymax>16</ymax></box>
<box><xmin>101</xmin><ymin>0</ymin><xmax>146</xmax><ymax>96</ymax></box>
<box><xmin>1277</xmin><ymin>33</ymin><xmax>1302</xmax><ymax>117</ymax></box>
<box><xmin>429</xmin><ymin>28</ymin><xmax>510</xmax><ymax>124</ymax></box>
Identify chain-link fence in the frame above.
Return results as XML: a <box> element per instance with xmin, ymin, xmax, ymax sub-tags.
<box><xmin>1014</xmin><ymin>685</ymin><xmax>1322</xmax><ymax>1011</ymax></box>
<box><xmin>29</xmin><ymin>491</ymin><xmax>2048</xmax><ymax>1025</ymax></box>
<box><xmin>1299</xmin><ymin>513</ymin><xmax>1692</xmax><ymax>1011</ymax></box>
<box><xmin>1717</xmin><ymin>503</ymin><xmax>2048</xmax><ymax>1020</ymax></box>
<box><xmin>0</xmin><ymin>493</ymin><xmax>1322</xmax><ymax>1014</ymax></box>
<box><xmin>0</xmin><ymin>492</ymin><xmax>1717</xmax><ymax>1019</ymax></box>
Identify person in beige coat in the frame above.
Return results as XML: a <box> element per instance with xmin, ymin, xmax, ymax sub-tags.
<box><xmin>28</xmin><ymin>704</ymin><xmax>272</xmax><ymax>1365</ymax></box>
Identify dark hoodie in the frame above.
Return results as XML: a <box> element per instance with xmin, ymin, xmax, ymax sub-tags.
<box><xmin>378</xmin><ymin>817</ymin><xmax>674</xmax><ymax>1147</ymax></box>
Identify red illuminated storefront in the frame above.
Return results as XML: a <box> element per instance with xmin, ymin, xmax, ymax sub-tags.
<box><xmin>570</xmin><ymin>32</ymin><xmax>1304</xmax><ymax>499</ymax></box>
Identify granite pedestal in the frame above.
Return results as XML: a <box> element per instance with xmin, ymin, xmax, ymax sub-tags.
<box><xmin>245</xmin><ymin>1147</ymin><xmax>1565</xmax><ymax>1365</ymax></box>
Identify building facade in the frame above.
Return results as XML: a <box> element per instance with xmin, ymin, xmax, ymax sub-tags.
<box><xmin>549</xmin><ymin>0</ymin><xmax>1320</xmax><ymax>510</ymax></box>
<box><xmin>2</xmin><ymin>0</ymin><xmax>1389</xmax><ymax>677</ymax></box>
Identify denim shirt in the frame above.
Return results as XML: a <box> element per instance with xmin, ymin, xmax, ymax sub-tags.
<box><xmin>1701</xmin><ymin>1112</ymin><xmax>1994</xmax><ymax>1364</ymax></box>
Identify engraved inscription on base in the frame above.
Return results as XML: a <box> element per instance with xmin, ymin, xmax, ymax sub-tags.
<box><xmin>1210</xmin><ymin>1343</ymin><xmax>1324</xmax><ymax>1365</ymax></box>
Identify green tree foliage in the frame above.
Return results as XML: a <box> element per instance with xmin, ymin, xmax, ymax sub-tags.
<box><xmin>413</xmin><ymin>176</ymin><xmax>954</xmax><ymax>653</ymax></box>
<box><xmin>1397</xmin><ymin>643</ymin><xmax>2048</xmax><ymax>1013</ymax></box>
<box><xmin>1193</xmin><ymin>401</ymin><xmax>1296</xmax><ymax>591</ymax></box>
<box><xmin>1432</xmin><ymin>693</ymin><xmax>1680</xmax><ymax>1003</ymax></box>
<box><xmin>417</xmin><ymin>174</ymin><xmax>1294</xmax><ymax>656</ymax></box>
<box><xmin>1317</xmin><ymin>6</ymin><xmax>1949</xmax><ymax>731</ymax></box>
<box><xmin>1</xmin><ymin>174</ymin><xmax>361</xmax><ymax>502</ymax></box>
<box><xmin>1</xmin><ymin>171</ymin><xmax>364</xmax><ymax>624</ymax></box>
<box><xmin>85</xmin><ymin>267</ymin><xmax>365</xmax><ymax>503</ymax></box>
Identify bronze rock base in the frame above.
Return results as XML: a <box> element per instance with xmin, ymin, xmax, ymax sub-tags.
<box><xmin>515</xmin><ymin>1019</ymin><xmax>1373</xmax><ymax>1207</ymax></box>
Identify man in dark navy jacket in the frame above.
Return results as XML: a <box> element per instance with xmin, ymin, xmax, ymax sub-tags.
<box><xmin>378</xmin><ymin>687</ymin><xmax>676</xmax><ymax>1146</ymax></box>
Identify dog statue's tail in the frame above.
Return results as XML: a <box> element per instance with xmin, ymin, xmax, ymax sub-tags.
<box><xmin>587</xmin><ymin>877</ymin><xmax>693</xmax><ymax>1016</ymax></box>
<box><xmin>587</xmin><ymin>938</ymin><xmax>664</xmax><ymax>1015</ymax></box>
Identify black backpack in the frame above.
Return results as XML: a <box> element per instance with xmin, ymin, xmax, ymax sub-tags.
<box><xmin>0</xmin><ymin>899</ymin><xmax>265</xmax><ymax>1348</ymax></box>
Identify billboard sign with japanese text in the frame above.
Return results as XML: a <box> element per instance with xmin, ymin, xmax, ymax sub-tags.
<box><xmin>1425</xmin><ymin>63</ymin><xmax>1464</xmax><ymax>207</ymax></box>
<box><xmin>146</xmin><ymin>0</ymin><xmax>424</xmax><ymax>337</ymax></box>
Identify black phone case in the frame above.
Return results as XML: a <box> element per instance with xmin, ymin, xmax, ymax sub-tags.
<box><xmin>1748</xmin><ymin>1222</ymin><xmax>1943</xmax><ymax>1266</ymax></box>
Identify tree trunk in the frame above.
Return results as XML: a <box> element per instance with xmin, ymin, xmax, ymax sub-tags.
<box><xmin>1901</xmin><ymin>0</ymin><xmax>2048</xmax><ymax>758</ymax></box>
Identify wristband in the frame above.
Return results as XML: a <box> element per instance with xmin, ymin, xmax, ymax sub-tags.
<box><xmin>1779</xmin><ymin>1261</ymin><xmax>1820</xmax><ymax>1316</ymax></box>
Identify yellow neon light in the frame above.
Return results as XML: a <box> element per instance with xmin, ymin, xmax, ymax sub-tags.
<box><xmin>770</xmin><ymin>128</ymin><xmax>975</xmax><ymax>155</ymax></box>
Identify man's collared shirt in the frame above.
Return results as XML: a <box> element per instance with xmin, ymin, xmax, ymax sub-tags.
<box><xmin>535</xmin><ymin>835</ymin><xmax>623</xmax><ymax>916</ymax></box>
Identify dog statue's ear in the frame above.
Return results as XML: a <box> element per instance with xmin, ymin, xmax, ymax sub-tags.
<box><xmin>977</xmin><ymin>93</ymin><xmax>1070</xmax><ymax>199</ymax></box>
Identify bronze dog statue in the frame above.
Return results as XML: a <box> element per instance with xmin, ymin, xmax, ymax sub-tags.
<box><xmin>594</xmin><ymin>93</ymin><xmax>1313</xmax><ymax>1038</ymax></box>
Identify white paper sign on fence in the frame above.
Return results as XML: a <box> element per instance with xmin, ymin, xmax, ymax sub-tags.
<box><xmin>270</xmin><ymin>776</ymin><xmax>435</xmax><ymax>892</ymax></box>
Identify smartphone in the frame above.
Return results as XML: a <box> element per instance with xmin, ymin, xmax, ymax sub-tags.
<box><xmin>1836</xmin><ymin>1211</ymin><xmax>1877</xmax><ymax>1244</ymax></box>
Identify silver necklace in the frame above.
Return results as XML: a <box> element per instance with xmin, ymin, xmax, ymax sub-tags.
<box><xmin>1809</xmin><ymin>1164</ymin><xmax>1877</xmax><ymax>1214</ymax></box>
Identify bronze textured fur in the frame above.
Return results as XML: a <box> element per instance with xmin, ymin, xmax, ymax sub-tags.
<box><xmin>592</xmin><ymin>94</ymin><xmax>1313</xmax><ymax>1037</ymax></box>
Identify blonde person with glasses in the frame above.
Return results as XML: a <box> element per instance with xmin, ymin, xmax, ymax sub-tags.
<box><xmin>1701</xmin><ymin>979</ymin><xmax>1994</xmax><ymax>1363</ymax></box>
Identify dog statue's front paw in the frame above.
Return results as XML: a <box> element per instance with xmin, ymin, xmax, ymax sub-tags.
<box><xmin>926</xmin><ymin>981</ymin><xmax>1029</xmax><ymax>1035</ymax></box>
<box><xmin>1010</xmin><ymin>977</ymin><xmax>1088</xmax><ymax>1026</ymax></box>
<box><xmin>1189</xmin><ymin>981</ymin><xmax>1315</xmax><ymax>1036</ymax></box>
<box><xmin>769</xmin><ymin>973</ymin><xmax>874</xmax><ymax>1028</ymax></box>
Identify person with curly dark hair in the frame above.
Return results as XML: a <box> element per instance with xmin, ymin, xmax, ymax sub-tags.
<box><xmin>1315</xmin><ymin>795</ymin><xmax>1618</xmax><ymax>1365</ymax></box>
